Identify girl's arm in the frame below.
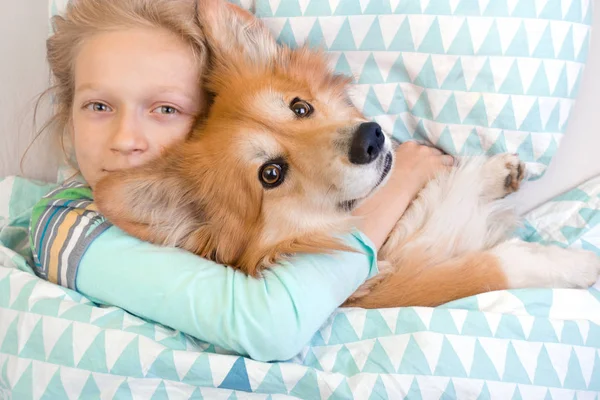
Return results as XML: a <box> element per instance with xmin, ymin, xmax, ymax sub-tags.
<box><xmin>76</xmin><ymin>225</ymin><xmax>377</xmax><ymax>362</ymax></box>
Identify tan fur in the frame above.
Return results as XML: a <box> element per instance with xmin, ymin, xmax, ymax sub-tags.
<box><xmin>95</xmin><ymin>0</ymin><xmax>600</xmax><ymax>308</ymax></box>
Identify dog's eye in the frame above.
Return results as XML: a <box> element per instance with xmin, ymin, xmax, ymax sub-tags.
<box><xmin>290</xmin><ymin>98</ymin><xmax>313</xmax><ymax>118</ymax></box>
<box><xmin>259</xmin><ymin>163</ymin><xmax>286</xmax><ymax>188</ymax></box>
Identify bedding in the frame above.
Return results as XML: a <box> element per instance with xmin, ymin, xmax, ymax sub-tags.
<box><xmin>1</xmin><ymin>176</ymin><xmax>600</xmax><ymax>398</ymax></box>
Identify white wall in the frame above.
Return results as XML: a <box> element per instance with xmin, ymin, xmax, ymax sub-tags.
<box><xmin>0</xmin><ymin>1</ymin><xmax>59</xmax><ymax>183</ymax></box>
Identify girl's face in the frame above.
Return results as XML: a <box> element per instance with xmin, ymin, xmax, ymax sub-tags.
<box><xmin>71</xmin><ymin>28</ymin><xmax>204</xmax><ymax>189</ymax></box>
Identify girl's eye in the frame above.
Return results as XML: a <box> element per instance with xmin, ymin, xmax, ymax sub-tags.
<box><xmin>154</xmin><ymin>106</ymin><xmax>178</xmax><ymax>115</ymax></box>
<box><xmin>86</xmin><ymin>102</ymin><xmax>111</xmax><ymax>112</ymax></box>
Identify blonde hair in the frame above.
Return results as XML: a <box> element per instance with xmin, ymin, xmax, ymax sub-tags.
<box><xmin>26</xmin><ymin>0</ymin><xmax>207</xmax><ymax>174</ymax></box>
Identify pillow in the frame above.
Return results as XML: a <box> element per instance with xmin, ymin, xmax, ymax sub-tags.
<box><xmin>255</xmin><ymin>0</ymin><xmax>593</xmax><ymax>178</ymax></box>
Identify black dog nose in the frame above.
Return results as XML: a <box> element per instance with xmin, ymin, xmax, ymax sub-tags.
<box><xmin>349</xmin><ymin>122</ymin><xmax>384</xmax><ymax>165</ymax></box>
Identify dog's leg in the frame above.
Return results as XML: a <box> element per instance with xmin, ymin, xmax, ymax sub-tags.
<box><xmin>480</xmin><ymin>153</ymin><xmax>526</xmax><ymax>200</ymax></box>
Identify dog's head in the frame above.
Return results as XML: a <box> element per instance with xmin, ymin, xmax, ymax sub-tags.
<box><xmin>95</xmin><ymin>0</ymin><xmax>394</xmax><ymax>275</ymax></box>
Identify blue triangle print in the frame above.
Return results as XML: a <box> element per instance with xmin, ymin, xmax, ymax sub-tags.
<box><xmin>147</xmin><ymin>350</ymin><xmax>179</xmax><ymax>382</ymax></box>
<box><xmin>304</xmin><ymin>348</ymin><xmax>323</xmax><ymax>371</ymax></box>
<box><xmin>254</xmin><ymin>0</ymin><xmax>273</xmax><ymax>17</ymax></box>
<box><xmin>330</xmin><ymin>380</ymin><xmax>353</xmax><ymax>400</ymax></box>
<box><xmin>503</xmin><ymin>342</ymin><xmax>531</xmax><ymax>384</ymax></box>
<box><xmin>516</xmin><ymin>134</ymin><xmax>535</xmax><ymax>162</ymax></box>
<box><xmin>306</xmin><ymin>20</ymin><xmax>326</xmax><ymax>49</ymax></box>
<box><xmin>455</xmin><ymin>0</ymin><xmax>480</xmax><ymax>15</ymax></box>
<box><xmin>360</xmin><ymin>19</ymin><xmax>386</xmax><ymax>51</ymax></box>
<box><xmin>10</xmin><ymin>280</ymin><xmax>37</xmax><ymax>311</ymax></box>
<box><xmin>463</xmin><ymin>97</ymin><xmax>489</xmax><ymax>127</ymax></box>
<box><xmin>18</xmin><ymin>319</ymin><xmax>46</xmax><ymax>361</ymax></box>
<box><xmin>388</xmin><ymin>18</ymin><xmax>414</xmax><ymax>51</ymax></box>
<box><xmin>395</xmin><ymin>0</ymin><xmax>422</xmax><ymax>14</ymax></box>
<box><xmin>81</xmin><ymin>374</ymin><xmax>101</xmax><ymax>399</ymax></box>
<box><xmin>495</xmin><ymin>314</ymin><xmax>526</xmax><ymax>339</ymax></box>
<box><xmin>582</xmin><ymin>241</ymin><xmax>600</xmax><ymax>258</ymax></box>
<box><xmin>418</xmin><ymin>18</ymin><xmax>444</xmax><ymax>54</ymax></box>
<box><xmin>477</xmin><ymin>383</ymin><xmax>491</xmax><ymax>400</ymax></box>
<box><xmin>398</xmin><ymin>336</ymin><xmax>432</xmax><ymax>374</ymax></box>
<box><xmin>304</xmin><ymin>0</ymin><xmax>332</xmax><ymax>16</ymax></box>
<box><xmin>561</xmin><ymin>321</ymin><xmax>584</xmax><ymax>345</ymax></box>
<box><xmin>436</xmin><ymin>94</ymin><xmax>461</xmax><ymax>124</ymax></box>
<box><xmin>483</xmin><ymin>0</ymin><xmax>509</xmax><ymax>16</ymax></box>
<box><xmin>558</xmin><ymin>27</ymin><xmax>575</xmax><ymax>61</ymax></box>
<box><xmin>30</xmin><ymin>297</ymin><xmax>62</xmax><ymax>317</ymax></box>
<box><xmin>477</xmin><ymin>22</ymin><xmax>502</xmax><ymax>56</ymax></box>
<box><xmin>0</xmin><ymin>276</ymin><xmax>9</xmax><ymax>307</ymax></box>
<box><xmin>510</xmin><ymin>290</ymin><xmax>552</xmax><ymax>317</ymax></box>
<box><xmin>580</xmin><ymin>208</ymin><xmax>600</xmax><ymax>227</ymax></box>
<box><xmin>577</xmin><ymin>31</ymin><xmax>590</xmax><ymax>63</ymax></box>
<box><xmin>393</xmin><ymin>116</ymin><xmax>412</xmax><ymax>143</ymax></box>
<box><xmin>363</xmin><ymin>310</ymin><xmax>393</xmax><ymax>339</ymax></box>
<box><xmin>533</xmin><ymin>25</ymin><xmax>555</xmax><ymax>59</ymax></box>
<box><xmin>387</xmin><ymin>55</ymin><xmax>411</xmax><ymax>83</ymax></box>
<box><xmin>329</xmin><ymin>313</ymin><xmax>360</xmax><ymax>345</ymax></box>
<box><xmin>189</xmin><ymin>388</ymin><xmax>203</xmax><ymax>400</ymax></box>
<box><xmin>516</xmin><ymin>220</ymin><xmax>544</xmax><ymax>243</ymax></box>
<box><xmin>462</xmin><ymin>311</ymin><xmax>493</xmax><ymax>337</ymax></box>
<box><xmin>528</xmin><ymin>64</ymin><xmax>550</xmax><ymax>96</ymax></box>
<box><xmin>406</xmin><ymin>378</ymin><xmax>422</xmax><ymax>400</ymax></box>
<box><xmin>461</xmin><ymin>128</ymin><xmax>484</xmax><ymax>155</ymax></box>
<box><xmin>413</xmin><ymin>120</ymin><xmax>429</xmax><ymax>143</ymax></box>
<box><xmin>441</xmin><ymin>380</ymin><xmax>457</xmax><ymax>400</ymax></box>
<box><xmin>512</xmin><ymin>387</ymin><xmax>523</xmax><ymax>400</ymax></box>
<box><xmin>277</xmin><ymin>20</ymin><xmax>297</xmax><ymax>49</ymax></box>
<box><xmin>425</xmin><ymin>0</ymin><xmax>452</xmax><ymax>14</ymax></box>
<box><xmin>447</xmin><ymin>20</ymin><xmax>475</xmax><ymax>55</ymax></box>
<box><xmin>256</xmin><ymin>364</ymin><xmax>287</xmax><ymax>394</ymax></box>
<box><xmin>114</xmin><ymin>381</ymin><xmax>132</xmax><ymax>400</ymax></box>
<box><xmin>471</xmin><ymin>59</ymin><xmax>496</xmax><ymax>92</ymax></box>
<box><xmin>311</xmin><ymin>331</ymin><xmax>326</xmax><ymax>346</ymax></box>
<box><xmin>228</xmin><ymin>393</ymin><xmax>237</xmax><ymax>400</ymax></box>
<box><xmin>470</xmin><ymin>339</ymin><xmax>500</xmax><ymax>380</ymax></box>
<box><xmin>330</xmin><ymin>19</ymin><xmax>356</xmax><ymax>51</ymax></box>
<box><xmin>47</xmin><ymin>323</ymin><xmax>75</xmax><ymax>367</ymax></box>
<box><xmin>565</xmin><ymin>0</ymin><xmax>582</xmax><ymax>23</ymax></box>
<box><xmin>505</xmin><ymin>22</ymin><xmax>530</xmax><ymax>57</ymax></box>
<box><xmin>544</xmin><ymin>104</ymin><xmax>560</xmax><ymax>134</ymax></box>
<box><xmin>77</xmin><ymin>331</ymin><xmax>107</xmax><ymax>372</ymax></box>
<box><xmin>290</xmin><ymin>370</ymin><xmax>320</xmax><ymax>399</ymax></box>
<box><xmin>388</xmin><ymin>85</ymin><xmax>410</xmax><ymax>114</ymax></box>
<box><xmin>151</xmin><ymin>382</ymin><xmax>169</xmax><ymax>400</ymax></box>
<box><xmin>334</xmin><ymin>0</ymin><xmax>362</xmax><ymax>15</ymax></box>
<box><xmin>219</xmin><ymin>357</ymin><xmax>251</xmax><ymax>392</ymax></box>
<box><xmin>491</xmin><ymin>98</ymin><xmax>517</xmax><ymax>130</ymax></box>
<box><xmin>512</xmin><ymin>0</ymin><xmax>536</xmax><ymax>17</ymax></box>
<box><xmin>93</xmin><ymin>309</ymin><xmax>124</xmax><ymax>330</ymax></box>
<box><xmin>41</xmin><ymin>369</ymin><xmax>69</xmax><ymax>400</ymax></box>
<box><xmin>430</xmin><ymin>309</ymin><xmax>459</xmax><ymax>334</ymax></box>
<box><xmin>411</xmin><ymin>91</ymin><xmax>434</xmax><ymax>120</ymax></box>
<box><xmin>12</xmin><ymin>363</ymin><xmax>33</xmax><ymax>398</ymax></box>
<box><xmin>110</xmin><ymin>337</ymin><xmax>143</xmax><ymax>378</ymax></box>
<box><xmin>369</xmin><ymin>376</ymin><xmax>389</xmax><ymax>400</ymax></box>
<box><xmin>275</xmin><ymin>0</ymin><xmax>303</xmax><ymax>17</ymax></box>
<box><xmin>441</xmin><ymin>59</ymin><xmax>467</xmax><ymax>90</ymax></box>
<box><xmin>560</xmin><ymin>226</ymin><xmax>585</xmax><ymax>244</ymax></box>
<box><xmin>435</xmin><ymin>338</ymin><xmax>467</xmax><ymax>377</ymax></box>
<box><xmin>359</xmin><ymin>54</ymin><xmax>385</xmax><ymax>84</ymax></box>
<box><xmin>570</xmin><ymin>67</ymin><xmax>583</xmax><ymax>98</ymax></box>
<box><xmin>182</xmin><ymin>354</ymin><xmax>213</xmax><ymax>387</ymax></box>
<box><xmin>540</xmin><ymin>0</ymin><xmax>561</xmax><ymax>19</ymax></box>
<box><xmin>332</xmin><ymin>345</ymin><xmax>360</xmax><ymax>375</ymax></box>
<box><xmin>499</xmin><ymin>61</ymin><xmax>524</xmax><ymax>95</ymax></box>
<box><xmin>589</xmin><ymin>352</ymin><xmax>600</xmax><ymax>391</ymax></box>
<box><xmin>363</xmin><ymin>87</ymin><xmax>386</xmax><ymax>117</ymax></box>
<box><xmin>363</xmin><ymin>340</ymin><xmax>395</xmax><ymax>373</ymax></box>
<box><xmin>553</xmin><ymin>65</ymin><xmax>568</xmax><ymax>97</ymax></box>
<box><xmin>334</xmin><ymin>54</ymin><xmax>354</xmax><ymax>80</ymax></box>
<box><xmin>533</xmin><ymin>345</ymin><xmax>561</xmax><ymax>387</ymax></box>
<box><xmin>365</xmin><ymin>0</ymin><xmax>393</xmax><ymax>14</ymax></box>
<box><xmin>414</xmin><ymin>56</ymin><xmax>439</xmax><ymax>89</ymax></box>
<box><xmin>436</xmin><ymin>127</ymin><xmax>458</xmax><ymax>155</ymax></box>
<box><xmin>60</xmin><ymin>303</ymin><xmax>93</xmax><ymax>323</ymax></box>
<box><xmin>564</xmin><ymin>348</ymin><xmax>587</xmax><ymax>390</ymax></box>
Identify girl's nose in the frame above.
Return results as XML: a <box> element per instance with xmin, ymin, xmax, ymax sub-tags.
<box><xmin>110</xmin><ymin>112</ymin><xmax>149</xmax><ymax>155</ymax></box>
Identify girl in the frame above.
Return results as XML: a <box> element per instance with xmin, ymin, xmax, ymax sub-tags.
<box><xmin>29</xmin><ymin>0</ymin><xmax>453</xmax><ymax>362</ymax></box>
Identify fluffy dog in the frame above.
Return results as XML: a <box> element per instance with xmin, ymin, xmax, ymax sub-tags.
<box><xmin>95</xmin><ymin>0</ymin><xmax>600</xmax><ymax>309</ymax></box>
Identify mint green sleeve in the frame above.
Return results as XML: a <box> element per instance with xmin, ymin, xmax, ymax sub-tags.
<box><xmin>76</xmin><ymin>226</ymin><xmax>378</xmax><ymax>362</ymax></box>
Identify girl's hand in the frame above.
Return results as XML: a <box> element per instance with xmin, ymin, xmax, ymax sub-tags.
<box><xmin>353</xmin><ymin>141</ymin><xmax>454</xmax><ymax>250</ymax></box>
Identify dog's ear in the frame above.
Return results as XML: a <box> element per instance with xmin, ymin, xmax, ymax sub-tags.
<box><xmin>94</xmin><ymin>158</ymin><xmax>212</xmax><ymax>253</ymax></box>
<box><xmin>197</xmin><ymin>0</ymin><xmax>277</xmax><ymax>67</ymax></box>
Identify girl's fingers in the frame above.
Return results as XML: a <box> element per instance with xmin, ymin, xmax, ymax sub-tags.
<box><xmin>441</xmin><ymin>155</ymin><xmax>455</xmax><ymax>166</ymax></box>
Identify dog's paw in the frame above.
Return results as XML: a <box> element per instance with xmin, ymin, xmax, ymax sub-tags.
<box><xmin>483</xmin><ymin>153</ymin><xmax>526</xmax><ymax>199</ymax></box>
<box><xmin>563</xmin><ymin>249</ymin><xmax>600</xmax><ymax>288</ymax></box>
